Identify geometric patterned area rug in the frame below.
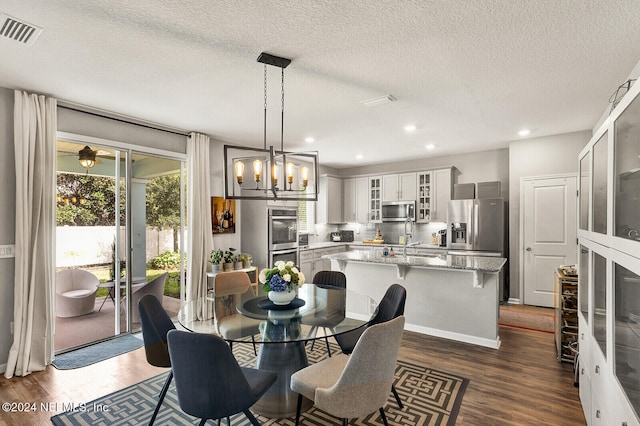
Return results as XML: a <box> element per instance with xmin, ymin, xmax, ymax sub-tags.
<box><xmin>51</xmin><ymin>342</ymin><xmax>468</xmax><ymax>426</ymax></box>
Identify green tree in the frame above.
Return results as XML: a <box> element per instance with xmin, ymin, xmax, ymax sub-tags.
<box><xmin>56</xmin><ymin>174</ymin><xmax>121</xmax><ymax>226</ymax></box>
<box><xmin>146</xmin><ymin>174</ymin><xmax>182</xmax><ymax>251</ymax></box>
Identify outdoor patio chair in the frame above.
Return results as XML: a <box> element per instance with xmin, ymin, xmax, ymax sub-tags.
<box><xmin>130</xmin><ymin>273</ymin><xmax>168</xmax><ymax>323</ymax></box>
<box><xmin>55</xmin><ymin>269</ymin><xmax>99</xmax><ymax>317</ymax></box>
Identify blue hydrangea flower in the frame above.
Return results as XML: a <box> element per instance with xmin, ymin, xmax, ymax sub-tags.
<box><xmin>269</xmin><ymin>274</ymin><xmax>288</xmax><ymax>292</ymax></box>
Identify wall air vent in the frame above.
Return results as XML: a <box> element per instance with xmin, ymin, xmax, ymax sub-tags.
<box><xmin>0</xmin><ymin>14</ymin><xmax>42</xmax><ymax>46</ymax></box>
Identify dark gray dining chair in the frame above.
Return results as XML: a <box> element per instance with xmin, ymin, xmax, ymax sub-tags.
<box><xmin>334</xmin><ymin>283</ymin><xmax>407</xmax><ymax>408</ymax></box>
<box><xmin>167</xmin><ymin>329</ymin><xmax>277</xmax><ymax>426</ymax></box>
<box><xmin>307</xmin><ymin>270</ymin><xmax>347</xmax><ymax>356</ymax></box>
<box><xmin>138</xmin><ymin>294</ymin><xmax>176</xmax><ymax>425</ymax></box>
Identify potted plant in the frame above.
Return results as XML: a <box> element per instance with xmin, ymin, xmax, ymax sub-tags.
<box><xmin>239</xmin><ymin>253</ymin><xmax>252</xmax><ymax>268</ymax></box>
<box><xmin>209</xmin><ymin>249</ymin><xmax>223</xmax><ymax>273</ymax></box>
<box><xmin>223</xmin><ymin>247</ymin><xmax>236</xmax><ymax>271</ymax></box>
<box><xmin>259</xmin><ymin>260</ymin><xmax>305</xmax><ymax>305</ymax></box>
<box><xmin>233</xmin><ymin>253</ymin><xmax>244</xmax><ymax>270</ymax></box>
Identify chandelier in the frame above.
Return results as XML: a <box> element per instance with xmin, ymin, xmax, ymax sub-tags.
<box><xmin>224</xmin><ymin>52</ymin><xmax>319</xmax><ymax>201</ymax></box>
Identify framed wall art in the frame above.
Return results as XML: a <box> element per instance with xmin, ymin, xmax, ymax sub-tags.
<box><xmin>211</xmin><ymin>196</ymin><xmax>236</xmax><ymax>234</ymax></box>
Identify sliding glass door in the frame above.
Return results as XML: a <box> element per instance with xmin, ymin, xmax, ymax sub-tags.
<box><xmin>55</xmin><ymin>139</ymin><xmax>185</xmax><ymax>353</ymax></box>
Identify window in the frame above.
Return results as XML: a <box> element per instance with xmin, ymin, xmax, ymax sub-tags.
<box><xmin>298</xmin><ymin>178</ymin><xmax>315</xmax><ymax>233</ymax></box>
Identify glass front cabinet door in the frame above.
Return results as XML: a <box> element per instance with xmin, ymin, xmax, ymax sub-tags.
<box><xmin>578</xmin><ymin>80</ymin><xmax>640</xmax><ymax>425</ymax></box>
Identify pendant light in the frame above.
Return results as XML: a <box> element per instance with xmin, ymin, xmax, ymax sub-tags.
<box><xmin>78</xmin><ymin>145</ymin><xmax>97</xmax><ymax>169</ymax></box>
<box><xmin>224</xmin><ymin>52</ymin><xmax>318</xmax><ymax>201</ymax></box>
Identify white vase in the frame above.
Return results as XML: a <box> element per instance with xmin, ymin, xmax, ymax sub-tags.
<box><xmin>268</xmin><ymin>290</ymin><xmax>296</xmax><ymax>305</ymax></box>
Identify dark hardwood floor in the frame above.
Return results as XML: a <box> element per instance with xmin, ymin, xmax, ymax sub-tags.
<box><xmin>0</xmin><ymin>325</ymin><xmax>585</xmax><ymax>426</ymax></box>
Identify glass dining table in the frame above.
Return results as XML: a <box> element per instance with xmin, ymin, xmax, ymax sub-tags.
<box><xmin>177</xmin><ymin>283</ymin><xmax>378</xmax><ymax>418</ymax></box>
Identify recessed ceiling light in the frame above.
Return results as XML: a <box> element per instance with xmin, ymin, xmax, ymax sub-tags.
<box><xmin>425</xmin><ymin>144</ymin><xmax>435</xmax><ymax>150</ymax></box>
<box><xmin>305</xmin><ymin>137</ymin><xmax>315</xmax><ymax>143</ymax></box>
<box><xmin>404</xmin><ymin>124</ymin><xmax>417</xmax><ymax>133</ymax></box>
<box><xmin>518</xmin><ymin>129</ymin><xmax>530</xmax><ymax>137</ymax></box>
<box><xmin>356</xmin><ymin>154</ymin><xmax>364</xmax><ymax>160</ymax></box>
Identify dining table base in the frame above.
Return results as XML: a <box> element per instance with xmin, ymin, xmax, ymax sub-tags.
<box><xmin>252</xmin><ymin>341</ymin><xmax>313</xmax><ymax>418</ymax></box>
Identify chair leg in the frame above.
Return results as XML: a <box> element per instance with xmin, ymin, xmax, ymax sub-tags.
<box><xmin>295</xmin><ymin>394</ymin><xmax>302</xmax><ymax>426</ymax></box>
<box><xmin>149</xmin><ymin>371</ymin><xmax>173</xmax><ymax>425</ymax></box>
<box><xmin>226</xmin><ymin>416</ymin><xmax>231</xmax><ymax>425</ymax></box>
<box><xmin>379</xmin><ymin>408</ymin><xmax>389</xmax><ymax>426</ymax></box>
<box><xmin>251</xmin><ymin>335</ymin><xmax>257</xmax><ymax>356</ymax></box>
<box><xmin>324</xmin><ymin>336</ymin><xmax>332</xmax><ymax>357</ymax></box>
<box><xmin>229</xmin><ymin>341</ymin><xmax>233</xmax><ymax>352</ymax></box>
<box><xmin>342</xmin><ymin>419</ymin><xmax>348</xmax><ymax>426</ymax></box>
<box><xmin>199</xmin><ymin>419</ymin><xmax>207</xmax><ymax>426</ymax></box>
<box><xmin>391</xmin><ymin>384</ymin><xmax>403</xmax><ymax>409</ymax></box>
<box><xmin>243</xmin><ymin>409</ymin><xmax>262</xmax><ymax>426</ymax></box>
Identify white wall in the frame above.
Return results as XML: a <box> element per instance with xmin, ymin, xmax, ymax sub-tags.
<box><xmin>0</xmin><ymin>88</ymin><xmax>15</xmax><ymax>370</ymax></box>
<box><xmin>508</xmin><ymin>130</ymin><xmax>591</xmax><ymax>302</ymax></box>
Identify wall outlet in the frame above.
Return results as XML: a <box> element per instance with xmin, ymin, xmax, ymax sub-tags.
<box><xmin>0</xmin><ymin>244</ymin><xmax>15</xmax><ymax>258</ymax></box>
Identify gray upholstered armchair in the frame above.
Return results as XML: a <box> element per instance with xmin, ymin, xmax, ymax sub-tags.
<box><xmin>291</xmin><ymin>316</ymin><xmax>405</xmax><ymax>426</ymax></box>
<box><xmin>55</xmin><ymin>269</ymin><xmax>99</xmax><ymax>317</ymax></box>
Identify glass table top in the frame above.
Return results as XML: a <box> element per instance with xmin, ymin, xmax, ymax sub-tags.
<box><xmin>177</xmin><ymin>283</ymin><xmax>378</xmax><ymax>344</ymax></box>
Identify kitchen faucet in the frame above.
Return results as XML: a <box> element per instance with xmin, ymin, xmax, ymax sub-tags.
<box><xmin>403</xmin><ymin>216</ymin><xmax>414</xmax><ymax>257</ymax></box>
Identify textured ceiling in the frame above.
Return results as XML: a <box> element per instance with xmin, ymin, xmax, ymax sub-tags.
<box><xmin>2</xmin><ymin>0</ymin><xmax>640</xmax><ymax>168</ymax></box>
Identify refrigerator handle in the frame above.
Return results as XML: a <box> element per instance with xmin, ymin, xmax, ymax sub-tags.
<box><xmin>473</xmin><ymin>203</ymin><xmax>479</xmax><ymax>248</ymax></box>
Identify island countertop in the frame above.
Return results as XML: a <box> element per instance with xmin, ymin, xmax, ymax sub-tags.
<box><xmin>323</xmin><ymin>250</ymin><xmax>506</xmax><ymax>273</ymax></box>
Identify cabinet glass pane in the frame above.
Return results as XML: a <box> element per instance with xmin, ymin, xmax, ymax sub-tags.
<box><xmin>579</xmin><ymin>245</ymin><xmax>589</xmax><ymax>323</ymax></box>
<box><xmin>592</xmin><ymin>132</ymin><xmax>608</xmax><ymax>234</ymax></box>
<box><xmin>614</xmin><ymin>263</ymin><xmax>640</xmax><ymax>417</ymax></box>
<box><xmin>614</xmin><ymin>94</ymin><xmax>640</xmax><ymax>242</ymax></box>
<box><xmin>593</xmin><ymin>252</ymin><xmax>607</xmax><ymax>357</ymax></box>
<box><xmin>579</xmin><ymin>153</ymin><xmax>590</xmax><ymax>230</ymax></box>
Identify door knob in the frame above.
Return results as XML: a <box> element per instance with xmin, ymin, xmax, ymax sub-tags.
<box><xmin>526</xmin><ymin>247</ymin><xmax>532</xmax><ymax>251</ymax></box>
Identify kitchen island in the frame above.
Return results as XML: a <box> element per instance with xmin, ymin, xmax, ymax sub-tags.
<box><xmin>323</xmin><ymin>250</ymin><xmax>507</xmax><ymax>348</ymax></box>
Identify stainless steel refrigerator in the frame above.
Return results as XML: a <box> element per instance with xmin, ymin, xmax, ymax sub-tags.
<box><xmin>447</xmin><ymin>198</ymin><xmax>507</xmax><ymax>300</ymax></box>
<box><xmin>447</xmin><ymin>198</ymin><xmax>504</xmax><ymax>253</ymax></box>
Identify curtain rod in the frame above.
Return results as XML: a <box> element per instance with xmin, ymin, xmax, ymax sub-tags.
<box><xmin>58</xmin><ymin>104</ymin><xmax>191</xmax><ymax>137</ymax></box>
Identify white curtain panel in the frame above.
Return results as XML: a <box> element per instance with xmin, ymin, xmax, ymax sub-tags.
<box><xmin>5</xmin><ymin>91</ymin><xmax>57</xmax><ymax>378</ymax></box>
<box><xmin>186</xmin><ymin>132</ymin><xmax>213</xmax><ymax>319</ymax></box>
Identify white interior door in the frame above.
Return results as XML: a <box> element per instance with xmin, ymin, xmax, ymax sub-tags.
<box><xmin>522</xmin><ymin>175</ymin><xmax>577</xmax><ymax>307</ymax></box>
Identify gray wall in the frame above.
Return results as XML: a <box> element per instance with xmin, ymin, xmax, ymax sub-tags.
<box><xmin>507</xmin><ymin>130</ymin><xmax>591</xmax><ymax>302</ymax></box>
<box><xmin>0</xmin><ymin>88</ymin><xmax>15</xmax><ymax>370</ymax></box>
<box><xmin>58</xmin><ymin>107</ymin><xmax>187</xmax><ymax>153</ymax></box>
<box><xmin>338</xmin><ymin>148</ymin><xmax>510</xmax><ymax>198</ymax></box>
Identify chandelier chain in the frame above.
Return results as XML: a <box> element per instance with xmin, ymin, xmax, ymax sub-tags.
<box><xmin>263</xmin><ymin>64</ymin><xmax>267</xmax><ymax>150</ymax></box>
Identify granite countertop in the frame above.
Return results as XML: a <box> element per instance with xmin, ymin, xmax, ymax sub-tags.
<box><xmin>322</xmin><ymin>250</ymin><xmax>506</xmax><ymax>273</ymax></box>
<box><xmin>302</xmin><ymin>241</ymin><xmax>446</xmax><ymax>251</ymax></box>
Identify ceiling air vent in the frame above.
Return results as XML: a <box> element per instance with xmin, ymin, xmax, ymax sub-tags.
<box><xmin>0</xmin><ymin>14</ymin><xmax>42</xmax><ymax>46</ymax></box>
<box><xmin>359</xmin><ymin>95</ymin><xmax>396</xmax><ymax>108</ymax></box>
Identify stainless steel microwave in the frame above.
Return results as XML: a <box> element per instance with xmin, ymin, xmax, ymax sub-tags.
<box><xmin>381</xmin><ymin>200</ymin><xmax>416</xmax><ymax>222</ymax></box>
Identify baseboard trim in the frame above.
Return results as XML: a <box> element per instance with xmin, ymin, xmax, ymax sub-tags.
<box><xmin>404</xmin><ymin>323</ymin><xmax>501</xmax><ymax>349</ymax></box>
<box><xmin>347</xmin><ymin>312</ymin><xmax>501</xmax><ymax>349</ymax></box>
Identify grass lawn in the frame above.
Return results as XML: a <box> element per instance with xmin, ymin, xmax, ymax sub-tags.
<box><xmin>92</xmin><ymin>267</ymin><xmax>182</xmax><ymax>298</ymax></box>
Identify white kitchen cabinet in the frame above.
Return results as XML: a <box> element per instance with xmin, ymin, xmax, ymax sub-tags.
<box><xmin>317</xmin><ymin>175</ymin><xmax>343</xmax><ymax>224</ymax></box>
<box><xmin>577</xmin><ymin>80</ymin><xmax>640</xmax><ymax>426</ymax></box>
<box><xmin>432</xmin><ymin>168</ymin><xmax>452</xmax><ymax>222</ymax></box>
<box><xmin>302</xmin><ymin>245</ymin><xmax>347</xmax><ymax>281</ymax></box>
<box><xmin>368</xmin><ymin>176</ymin><xmax>382</xmax><ymax>223</ymax></box>
<box><xmin>416</xmin><ymin>168</ymin><xmax>452</xmax><ymax>223</ymax></box>
<box><xmin>382</xmin><ymin>172</ymin><xmax>417</xmax><ymax>201</ymax></box>
<box><xmin>343</xmin><ymin>177</ymin><xmax>369</xmax><ymax>223</ymax></box>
